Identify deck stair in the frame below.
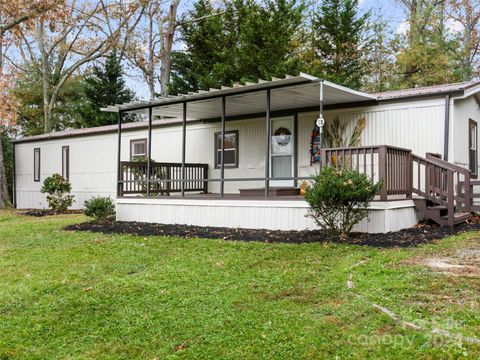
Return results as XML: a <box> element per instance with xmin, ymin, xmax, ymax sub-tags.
<box><xmin>320</xmin><ymin>145</ymin><xmax>476</xmax><ymax>227</ymax></box>
<box><xmin>413</xmin><ymin>199</ymin><xmax>471</xmax><ymax>226</ymax></box>
<box><xmin>459</xmin><ymin>179</ymin><xmax>480</xmax><ymax>212</ymax></box>
<box><xmin>412</xmin><ymin>153</ymin><xmax>472</xmax><ymax>226</ymax></box>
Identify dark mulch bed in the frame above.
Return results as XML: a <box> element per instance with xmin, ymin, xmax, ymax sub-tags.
<box><xmin>64</xmin><ymin>216</ymin><xmax>480</xmax><ymax>248</ymax></box>
<box><xmin>22</xmin><ymin>209</ymin><xmax>84</xmax><ymax>217</ymax></box>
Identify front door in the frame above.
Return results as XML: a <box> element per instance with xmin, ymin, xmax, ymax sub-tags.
<box><xmin>270</xmin><ymin>116</ymin><xmax>294</xmax><ymax>187</ymax></box>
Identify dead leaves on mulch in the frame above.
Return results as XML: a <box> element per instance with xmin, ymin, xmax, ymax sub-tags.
<box><xmin>22</xmin><ymin>209</ymin><xmax>83</xmax><ymax>217</ymax></box>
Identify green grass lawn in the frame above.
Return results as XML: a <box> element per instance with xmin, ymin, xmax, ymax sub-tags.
<box><xmin>1</xmin><ymin>210</ymin><xmax>480</xmax><ymax>359</ymax></box>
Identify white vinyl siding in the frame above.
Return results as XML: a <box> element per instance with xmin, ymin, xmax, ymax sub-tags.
<box><xmin>452</xmin><ymin>96</ymin><xmax>480</xmax><ymax>174</ymax></box>
<box><xmin>14</xmin><ymin>97</ymin><xmax>451</xmax><ymax>208</ymax></box>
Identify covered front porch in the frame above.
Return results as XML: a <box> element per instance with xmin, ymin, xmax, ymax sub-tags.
<box><xmin>102</xmin><ymin>74</ymin><xmax>473</xmax><ymax>232</ymax></box>
<box><xmin>104</xmin><ymin>74</ymin><xmax>388</xmax><ymax>201</ymax></box>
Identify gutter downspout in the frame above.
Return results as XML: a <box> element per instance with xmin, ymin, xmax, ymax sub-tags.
<box><xmin>443</xmin><ymin>94</ymin><xmax>450</xmax><ymax>161</ymax></box>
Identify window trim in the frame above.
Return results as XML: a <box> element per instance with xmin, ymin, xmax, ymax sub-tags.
<box><xmin>130</xmin><ymin>138</ymin><xmax>148</xmax><ymax>161</ymax></box>
<box><xmin>469</xmin><ymin>119</ymin><xmax>478</xmax><ymax>178</ymax></box>
<box><xmin>214</xmin><ymin>130</ymin><xmax>239</xmax><ymax>169</ymax></box>
<box><xmin>62</xmin><ymin>146</ymin><xmax>70</xmax><ymax>180</ymax></box>
<box><xmin>34</xmin><ymin>148</ymin><xmax>41</xmax><ymax>182</ymax></box>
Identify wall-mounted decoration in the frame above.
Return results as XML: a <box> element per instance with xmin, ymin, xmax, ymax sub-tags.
<box><xmin>310</xmin><ymin>126</ymin><xmax>321</xmax><ymax>165</ymax></box>
<box><xmin>310</xmin><ymin>116</ymin><xmax>366</xmax><ymax>165</ymax></box>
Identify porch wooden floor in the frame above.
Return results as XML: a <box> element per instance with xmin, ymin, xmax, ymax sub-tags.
<box><xmin>121</xmin><ymin>193</ymin><xmax>411</xmax><ymax>202</ymax></box>
<box><xmin>123</xmin><ymin>193</ymin><xmax>305</xmax><ymax>201</ymax></box>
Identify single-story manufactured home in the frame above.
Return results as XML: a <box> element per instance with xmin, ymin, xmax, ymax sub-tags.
<box><xmin>12</xmin><ymin>74</ymin><xmax>480</xmax><ymax>233</ymax></box>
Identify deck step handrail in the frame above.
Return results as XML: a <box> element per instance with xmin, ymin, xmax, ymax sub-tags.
<box><xmin>412</xmin><ymin>154</ymin><xmax>471</xmax><ymax>226</ymax></box>
<box><xmin>321</xmin><ymin>145</ymin><xmax>472</xmax><ymax>226</ymax></box>
<box><xmin>425</xmin><ymin>153</ymin><xmax>471</xmax><ymax>173</ymax></box>
<box><xmin>458</xmin><ymin>179</ymin><xmax>480</xmax><ymax>211</ymax></box>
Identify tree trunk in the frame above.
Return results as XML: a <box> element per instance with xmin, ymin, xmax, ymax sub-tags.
<box><xmin>148</xmin><ymin>9</ymin><xmax>156</xmax><ymax>99</ymax></box>
<box><xmin>38</xmin><ymin>22</ymin><xmax>52</xmax><ymax>133</ymax></box>
<box><xmin>0</xmin><ymin>137</ymin><xmax>11</xmax><ymax>208</ymax></box>
<box><xmin>405</xmin><ymin>0</ymin><xmax>419</xmax><ymax>79</ymax></box>
<box><xmin>0</xmin><ymin>29</ymin><xmax>12</xmax><ymax>208</ymax></box>
<box><xmin>159</xmin><ymin>0</ymin><xmax>180</xmax><ymax>97</ymax></box>
<box><xmin>0</xmin><ymin>28</ymin><xmax>3</xmax><ymax>71</ymax></box>
<box><xmin>463</xmin><ymin>16</ymin><xmax>472</xmax><ymax>81</ymax></box>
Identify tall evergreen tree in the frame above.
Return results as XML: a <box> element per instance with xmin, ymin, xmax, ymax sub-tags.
<box><xmin>170</xmin><ymin>0</ymin><xmax>226</xmax><ymax>94</ymax></box>
<box><xmin>170</xmin><ymin>0</ymin><xmax>304</xmax><ymax>94</ymax></box>
<box><xmin>237</xmin><ymin>0</ymin><xmax>304</xmax><ymax>82</ymax></box>
<box><xmin>80</xmin><ymin>51</ymin><xmax>135</xmax><ymax>127</ymax></box>
<box><xmin>307</xmin><ymin>0</ymin><xmax>369</xmax><ymax>90</ymax></box>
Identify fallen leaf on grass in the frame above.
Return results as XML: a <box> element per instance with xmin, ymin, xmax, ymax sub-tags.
<box><xmin>173</xmin><ymin>343</ymin><xmax>188</xmax><ymax>352</ymax></box>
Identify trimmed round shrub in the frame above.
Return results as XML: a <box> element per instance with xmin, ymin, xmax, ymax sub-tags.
<box><xmin>41</xmin><ymin>174</ymin><xmax>75</xmax><ymax>212</ymax></box>
<box><xmin>84</xmin><ymin>197</ymin><xmax>115</xmax><ymax>220</ymax></box>
<box><xmin>305</xmin><ymin>166</ymin><xmax>383</xmax><ymax>237</ymax></box>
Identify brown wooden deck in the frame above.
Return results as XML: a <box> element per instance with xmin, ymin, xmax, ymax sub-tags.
<box><xmin>121</xmin><ymin>192</ymin><xmax>411</xmax><ymax>202</ymax></box>
<box><xmin>122</xmin><ymin>192</ymin><xmax>305</xmax><ymax>201</ymax></box>
<box><xmin>118</xmin><ymin>145</ymin><xmax>477</xmax><ymax>226</ymax></box>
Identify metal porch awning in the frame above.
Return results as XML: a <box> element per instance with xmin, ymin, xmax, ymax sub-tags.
<box><xmin>101</xmin><ymin>73</ymin><xmax>377</xmax><ymax>120</ymax></box>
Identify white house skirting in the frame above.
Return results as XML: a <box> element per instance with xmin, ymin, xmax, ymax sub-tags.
<box><xmin>116</xmin><ymin>198</ymin><xmax>421</xmax><ymax>234</ymax></box>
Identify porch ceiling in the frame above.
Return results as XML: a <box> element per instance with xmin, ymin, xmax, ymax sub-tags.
<box><xmin>101</xmin><ymin>73</ymin><xmax>377</xmax><ymax>120</ymax></box>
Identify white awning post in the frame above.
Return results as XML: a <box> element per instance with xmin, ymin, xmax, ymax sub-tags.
<box><xmin>316</xmin><ymin>80</ymin><xmax>325</xmax><ymax>167</ymax></box>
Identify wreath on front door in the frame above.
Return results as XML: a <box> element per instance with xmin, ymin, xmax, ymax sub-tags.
<box><xmin>273</xmin><ymin>127</ymin><xmax>292</xmax><ymax>147</ymax></box>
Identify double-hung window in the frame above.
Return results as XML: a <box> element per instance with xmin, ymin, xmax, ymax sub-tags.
<box><xmin>130</xmin><ymin>139</ymin><xmax>147</xmax><ymax>160</ymax></box>
<box><xmin>214</xmin><ymin>130</ymin><xmax>238</xmax><ymax>168</ymax></box>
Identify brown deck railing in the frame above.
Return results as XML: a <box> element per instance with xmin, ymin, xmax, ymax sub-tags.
<box><xmin>119</xmin><ymin>161</ymin><xmax>208</xmax><ymax>196</ymax></box>
<box><xmin>320</xmin><ymin>145</ymin><xmax>412</xmax><ymax>200</ymax></box>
